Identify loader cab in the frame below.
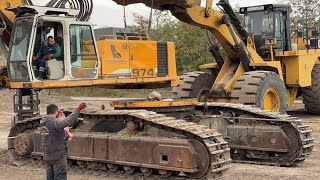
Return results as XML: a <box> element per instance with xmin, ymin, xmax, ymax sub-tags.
<box><xmin>7</xmin><ymin>6</ymin><xmax>99</xmax><ymax>83</ymax></box>
<box><xmin>240</xmin><ymin>4</ymin><xmax>292</xmax><ymax>53</ymax></box>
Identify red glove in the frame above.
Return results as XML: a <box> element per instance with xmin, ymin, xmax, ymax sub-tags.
<box><xmin>77</xmin><ymin>103</ymin><xmax>86</xmax><ymax>111</ymax></box>
<box><xmin>47</xmin><ymin>54</ymin><xmax>53</xmax><ymax>59</ymax></box>
<box><xmin>33</xmin><ymin>56</ymin><xmax>39</xmax><ymax>60</ymax></box>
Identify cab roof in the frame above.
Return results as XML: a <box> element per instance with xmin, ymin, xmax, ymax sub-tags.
<box><xmin>240</xmin><ymin>4</ymin><xmax>292</xmax><ymax>14</ymax></box>
<box><xmin>7</xmin><ymin>5</ymin><xmax>79</xmax><ymax>17</ymax></box>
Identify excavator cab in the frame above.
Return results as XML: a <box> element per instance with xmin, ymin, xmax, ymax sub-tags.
<box><xmin>240</xmin><ymin>4</ymin><xmax>292</xmax><ymax>54</ymax></box>
<box><xmin>7</xmin><ymin>6</ymin><xmax>99</xmax><ymax>83</ymax></box>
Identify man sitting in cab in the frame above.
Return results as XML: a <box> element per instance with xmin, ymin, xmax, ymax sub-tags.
<box><xmin>33</xmin><ymin>36</ymin><xmax>61</xmax><ymax>80</ymax></box>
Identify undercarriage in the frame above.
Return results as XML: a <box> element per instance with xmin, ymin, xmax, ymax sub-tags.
<box><xmin>112</xmin><ymin>100</ymin><xmax>314</xmax><ymax>166</ymax></box>
<box><xmin>7</xmin><ymin>91</ymin><xmax>314</xmax><ymax>179</ymax></box>
<box><xmin>8</xmin><ymin>108</ymin><xmax>231</xmax><ymax>179</ymax></box>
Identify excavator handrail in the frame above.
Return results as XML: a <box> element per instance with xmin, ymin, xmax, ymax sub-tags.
<box><xmin>99</xmin><ymin>35</ymin><xmax>125</xmax><ymax>40</ymax></box>
<box><xmin>127</xmin><ymin>35</ymin><xmax>151</xmax><ymax>40</ymax></box>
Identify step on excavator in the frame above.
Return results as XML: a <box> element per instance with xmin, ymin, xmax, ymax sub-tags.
<box><xmin>0</xmin><ymin>0</ymin><xmax>315</xmax><ymax>179</ymax></box>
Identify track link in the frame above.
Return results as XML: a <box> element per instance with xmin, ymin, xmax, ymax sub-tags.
<box><xmin>8</xmin><ymin>109</ymin><xmax>231</xmax><ymax>179</ymax></box>
<box><xmin>195</xmin><ymin>102</ymin><xmax>314</xmax><ymax>166</ymax></box>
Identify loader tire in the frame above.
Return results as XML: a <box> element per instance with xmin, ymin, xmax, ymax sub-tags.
<box><xmin>231</xmin><ymin>71</ymin><xmax>288</xmax><ymax>113</ymax></box>
<box><xmin>172</xmin><ymin>71</ymin><xmax>215</xmax><ymax>102</ymax></box>
<box><xmin>301</xmin><ymin>64</ymin><xmax>320</xmax><ymax>114</ymax></box>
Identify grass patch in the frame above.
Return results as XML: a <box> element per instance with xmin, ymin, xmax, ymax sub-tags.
<box><xmin>52</xmin><ymin>87</ymin><xmax>173</xmax><ymax>98</ymax></box>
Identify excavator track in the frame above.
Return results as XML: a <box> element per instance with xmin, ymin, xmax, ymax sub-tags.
<box><xmin>194</xmin><ymin>102</ymin><xmax>314</xmax><ymax>166</ymax></box>
<box><xmin>111</xmin><ymin>100</ymin><xmax>314</xmax><ymax>166</ymax></box>
<box><xmin>8</xmin><ymin>109</ymin><xmax>231</xmax><ymax>179</ymax></box>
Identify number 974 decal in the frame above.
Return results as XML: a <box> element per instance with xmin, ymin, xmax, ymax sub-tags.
<box><xmin>132</xmin><ymin>69</ymin><xmax>155</xmax><ymax>77</ymax></box>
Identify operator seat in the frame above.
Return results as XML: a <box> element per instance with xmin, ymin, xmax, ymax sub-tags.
<box><xmin>45</xmin><ymin>37</ymin><xmax>64</xmax><ymax>80</ymax></box>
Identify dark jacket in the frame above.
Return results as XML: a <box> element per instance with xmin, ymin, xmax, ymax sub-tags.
<box><xmin>37</xmin><ymin>42</ymin><xmax>61</xmax><ymax>59</ymax></box>
<box><xmin>40</xmin><ymin>109</ymin><xmax>80</xmax><ymax>161</ymax></box>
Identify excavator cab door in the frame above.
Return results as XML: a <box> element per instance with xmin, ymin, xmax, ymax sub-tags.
<box><xmin>31</xmin><ymin>18</ymin><xmax>99</xmax><ymax>80</ymax></box>
<box><xmin>8</xmin><ymin>17</ymin><xmax>34</xmax><ymax>82</ymax></box>
<box><xmin>33</xmin><ymin>20</ymin><xmax>65</xmax><ymax>80</ymax></box>
<box><xmin>69</xmin><ymin>23</ymin><xmax>99</xmax><ymax>79</ymax></box>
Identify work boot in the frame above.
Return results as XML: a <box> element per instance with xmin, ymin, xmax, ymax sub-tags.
<box><xmin>36</xmin><ymin>76</ymin><xmax>44</xmax><ymax>80</ymax></box>
<box><xmin>37</xmin><ymin>70</ymin><xmax>46</xmax><ymax>80</ymax></box>
<box><xmin>33</xmin><ymin>66</ymin><xmax>39</xmax><ymax>77</ymax></box>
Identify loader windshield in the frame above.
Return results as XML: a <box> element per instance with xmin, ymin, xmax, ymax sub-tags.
<box><xmin>8</xmin><ymin>17</ymin><xmax>34</xmax><ymax>82</ymax></box>
<box><xmin>245</xmin><ymin>11</ymin><xmax>274</xmax><ymax>37</ymax></box>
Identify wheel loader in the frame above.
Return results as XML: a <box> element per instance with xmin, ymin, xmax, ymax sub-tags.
<box><xmin>0</xmin><ymin>0</ymin><xmax>314</xmax><ymax>179</ymax></box>
<box><xmin>112</xmin><ymin>0</ymin><xmax>320</xmax><ymax>115</ymax></box>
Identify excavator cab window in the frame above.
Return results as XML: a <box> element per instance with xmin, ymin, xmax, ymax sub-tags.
<box><xmin>33</xmin><ymin>22</ymin><xmax>65</xmax><ymax>80</ymax></box>
<box><xmin>69</xmin><ymin>24</ymin><xmax>98</xmax><ymax>79</ymax></box>
<box><xmin>8</xmin><ymin>17</ymin><xmax>34</xmax><ymax>82</ymax></box>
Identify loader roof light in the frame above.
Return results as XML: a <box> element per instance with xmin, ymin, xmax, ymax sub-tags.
<box><xmin>240</xmin><ymin>4</ymin><xmax>278</xmax><ymax>14</ymax></box>
<box><xmin>246</xmin><ymin>6</ymin><xmax>264</xmax><ymax>12</ymax></box>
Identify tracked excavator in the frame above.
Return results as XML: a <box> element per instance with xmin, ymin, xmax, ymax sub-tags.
<box><xmin>0</xmin><ymin>0</ymin><xmax>314</xmax><ymax>179</ymax></box>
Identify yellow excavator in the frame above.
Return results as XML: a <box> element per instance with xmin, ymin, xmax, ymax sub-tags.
<box><xmin>0</xmin><ymin>0</ymin><xmax>315</xmax><ymax>179</ymax></box>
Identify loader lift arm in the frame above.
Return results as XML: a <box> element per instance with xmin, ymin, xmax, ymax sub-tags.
<box><xmin>112</xmin><ymin>0</ymin><xmax>268</xmax><ymax>94</ymax></box>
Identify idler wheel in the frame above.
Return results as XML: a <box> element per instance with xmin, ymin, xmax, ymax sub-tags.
<box><xmin>14</xmin><ymin>133</ymin><xmax>34</xmax><ymax>156</ymax></box>
<box><xmin>185</xmin><ymin>140</ymin><xmax>210</xmax><ymax>179</ymax></box>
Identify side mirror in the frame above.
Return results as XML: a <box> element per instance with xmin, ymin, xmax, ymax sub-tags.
<box><xmin>36</xmin><ymin>18</ymin><xmax>44</xmax><ymax>28</ymax></box>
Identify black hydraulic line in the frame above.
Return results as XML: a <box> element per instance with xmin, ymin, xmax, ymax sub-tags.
<box><xmin>221</xmin><ymin>15</ymin><xmax>251</xmax><ymax>71</ymax></box>
<box><xmin>87</xmin><ymin>0</ymin><xmax>93</xmax><ymax>21</ymax></box>
<box><xmin>209</xmin><ymin>45</ymin><xmax>224</xmax><ymax>69</ymax></box>
<box><xmin>217</xmin><ymin>0</ymin><xmax>249</xmax><ymax>42</ymax></box>
<box><xmin>46</xmin><ymin>0</ymin><xmax>93</xmax><ymax>21</ymax></box>
<box><xmin>26</xmin><ymin>0</ymin><xmax>33</xmax><ymax>5</ymax></box>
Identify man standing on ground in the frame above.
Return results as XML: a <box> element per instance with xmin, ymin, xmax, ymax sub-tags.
<box><xmin>33</xmin><ymin>36</ymin><xmax>61</xmax><ymax>79</ymax></box>
<box><xmin>41</xmin><ymin>103</ymin><xmax>86</xmax><ymax>180</ymax></box>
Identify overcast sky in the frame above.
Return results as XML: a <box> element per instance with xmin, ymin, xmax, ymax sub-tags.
<box><xmin>33</xmin><ymin>0</ymin><xmax>277</xmax><ymax>28</ymax></box>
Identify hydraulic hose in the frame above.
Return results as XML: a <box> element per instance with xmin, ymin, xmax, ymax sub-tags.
<box><xmin>46</xmin><ymin>0</ymin><xmax>93</xmax><ymax>21</ymax></box>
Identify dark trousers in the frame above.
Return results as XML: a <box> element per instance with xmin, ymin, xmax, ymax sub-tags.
<box><xmin>45</xmin><ymin>155</ymin><xmax>67</xmax><ymax>180</ymax></box>
<box><xmin>32</xmin><ymin>58</ymin><xmax>46</xmax><ymax>77</ymax></box>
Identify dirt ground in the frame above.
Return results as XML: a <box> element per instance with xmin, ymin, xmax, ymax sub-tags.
<box><xmin>0</xmin><ymin>92</ymin><xmax>319</xmax><ymax>180</ymax></box>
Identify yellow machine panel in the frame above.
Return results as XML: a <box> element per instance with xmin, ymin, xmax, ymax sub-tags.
<box><xmin>96</xmin><ymin>37</ymin><xmax>177</xmax><ymax>82</ymax></box>
<box><xmin>278</xmin><ymin>50</ymin><xmax>319</xmax><ymax>87</ymax></box>
<box><xmin>129</xmin><ymin>40</ymin><xmax>157</xmax><ymax>78</ymax></box>
<box><xmin>97</xmin><ymin>39</ymin><xmax>130</xmax><ymax>78</ymax></box>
